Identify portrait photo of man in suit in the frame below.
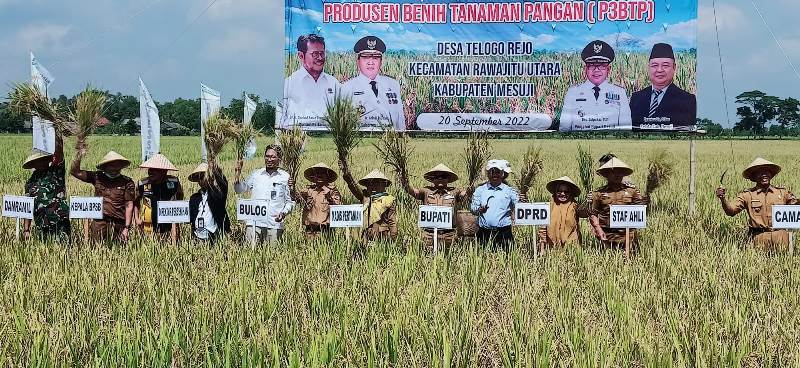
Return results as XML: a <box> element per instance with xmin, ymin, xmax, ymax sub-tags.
<box><xmin>630</xmin><ymin>43</ymin><xmax>697</xmax><ymax>131</ymax></box>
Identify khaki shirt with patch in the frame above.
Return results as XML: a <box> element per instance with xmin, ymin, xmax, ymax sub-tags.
<box><xmin>730</xmin><ymin>186</ymin><xmax>798</xmax><ymax>229</ymax></box>
<box><xmin>76</xmin><ymin>171</ymin><xmax>135</xmax><ymax>221</ymax></box>
<box><xmin>591</xmin><ymin>183</ymin><xmax>648</xmax><ymax>228</ymax></box>
<box><xmin>539</xmin><ymin>200</ymin><xmax>590</xmax><ymax>247</ymax></box>
<box><xmin>297</xmin><ymin>185</ymin><xmax>342</xmax><ymax>226</ymax></box>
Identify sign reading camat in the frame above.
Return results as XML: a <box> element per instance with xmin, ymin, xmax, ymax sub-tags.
<box><xmin>418</xmin><ymin>205</ymin><xmax>453</xmax><ymax>229</ymax></box>
<box><xmin>514</xmin><ymin>202</ymin><xmax>550</xmax><ymax>226</ymax></box>
<box><xmin>771</xmin><ymin>205</ymin><xmax>800</xmax><ymax>230</ymax></box>
<box><xmin>237</xmin><ymin>199</ymin><xmax>271</xmax><ymax>221</ymax></box>
<box><xmin>157</xmin><ymin>201</ymin><xmax>190</xmax><ymax>224</ymax></box>
<box><xmin>69</xmin><ymin>196</ymin><xmax>103</xmax><ymax>219</ymax></box>
<box><xmin>610</xmin><ymin>205</ymin><xmax>647</xmax><ymax>229</ymax></box>
<box><xmin>330</xmin><ymin>205</ymin><xmax>363</xmax><ymax>228</ymax></box>
<box><xmin>2</xmin><ymin>195</ymin><xmax>34</xmax><ymax>219</ymax></box>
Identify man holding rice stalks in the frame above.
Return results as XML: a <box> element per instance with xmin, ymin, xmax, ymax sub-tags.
<box><xmin>234</xmin><ymin>145</ymin><xmax>295</xmax><ymax>244</ymax></box>
<box><xmin>134</xmin><ymin>153</ymin><xmax>184</xmax><ymax>238</ymax></box>
<box><xmin>188</xmin><ymin>162</ymin><xmax>231</xmax><ymax>243</ymax></box>
<box><xmin>290</xmin><ymin>163</ymin><xmax>342</xmax><ymax>238</ymax></box>
<box><xmin>400</xmin><ymin>164</ymin><xmax>468</xmax><ymax>250</ymax></box>
<box><xmin>716</xmin><ymin>158</ymin><xmax>798</xmax><ymax>251</ymax></box>
<box><xmin>340</xmin><ymin>161</ymin><xmax>397</xmax><ymax>241</ymax></box>
<box><xmin>71</xmin><ymin>146</ymin><xmax>135</xmax><ymax>243</ymax></box>
<box><xmin>589</xmin><ymin>157</ymin><xmax>648</xmax><ymax>250</ymax></box>
<box><xmin>470</xmin><ymin>159</ymin><xmax>519</xmax><ymax>250</ymax></box>
<box><xmin>537</xmin><ymin>176</ymin><xmax>589</xmax><ymax>251</ymax></box>
<box><xmin>22</xmin><ymin>134</ymin><xmax>70</xmax><ymax>241</ymax></box>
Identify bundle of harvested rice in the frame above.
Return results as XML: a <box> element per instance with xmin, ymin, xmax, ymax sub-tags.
<box><xmin>8</xmin><ymin>82</ymin><xmax>66</xmax><ymax>133</ymax></box>
<box><xmin>515</xmin><ymin>144</ymin><xmax>544</xmax><ymax>198</ymax></box>
<box><xmin>322</xmin><ymin>93</ymin><xmax>362</xmax><ymax>162</ymax></box>
<box><xmin>277</xmin><ymin>125</ymin><xmax>307</xmax><ymax>183</ymax></box>
<box><xmin>373</xmin><ymin>127</ymin><xmax>412</xmax><ymax>180</ymax></box>
<box><xmin>577</xmin><ymin>144</ymin><xmax>594</xmax><ymax>204</ymax></box>
<box><xmin>645</xmin><ymin>148</ymin><xmax>676</xmax><ymax>195</ymax></box>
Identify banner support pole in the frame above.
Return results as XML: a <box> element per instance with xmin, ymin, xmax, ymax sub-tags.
<box><xmin>790</xmin><ymin>230</ymin><xmax>794</xmax><ymax>256</ymax></box>
<box><xmin>625</xmin><ymin>228</ymin><xmax>631</xmax><ymax>258</ymax></box>
<box><xmin>15</xmin><ymin>218</ymin><xmax>20</xmax><ymax>241</ymax></box>
<box><xmin>689</xmin><ymin>138</ymin><xmax>697</xmax><ymax>217</ymax></box>
<box><xmin>433</xmin><ymin>228</ymin><xmax>439</xmax><ymax>255</ymax></box>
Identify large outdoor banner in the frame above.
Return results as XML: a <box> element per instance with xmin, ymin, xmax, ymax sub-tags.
<box><xmin>281</xmin><ymin>0</ymin><xmax>697</xmax><ymax>132</ymax></box>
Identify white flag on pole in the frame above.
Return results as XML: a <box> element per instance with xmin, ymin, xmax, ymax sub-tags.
<box><xmin>243</xmin><ymin>93</ymin><xmax>258</xmax><ymax>159</ymax></box>
<box><xmin>139</xmin><ymin>77</ymin><xmax>161</xmax><ymax>161</ymax></box>
<box><xmin>30</xmin><ymin>52</ymin><xmax>55</xmax><ymax>154</ymax></box>
<box><xmin>200</xmin><ymin>83</ymin><xmax>221</xmax><ymax>162</ymax></box>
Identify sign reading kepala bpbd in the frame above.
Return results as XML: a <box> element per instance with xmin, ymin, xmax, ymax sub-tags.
<box><xmin>69</xmin><ymin>196</ymin><xmax>103</xmax><ymax>219</ymax></box>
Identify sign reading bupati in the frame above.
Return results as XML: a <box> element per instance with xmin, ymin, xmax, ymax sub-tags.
<box><xmin>282</xmin><ymin>0</ymin><xmax>697</xmax><ymax>132</ymax></box>
<box><xmin>157</xmin><ymin>201</ymin><xmax>190</xmax><ymax>224</ymax></box>
<box><xmin>69</xmin><ymin>197</ymin><xmax>103</xmax><ymax>219</ymax></box>
<box><xmin>2</xmin><ymin>195</ymin><xmax>34</xmax><ymax>219</ymax></box>
<box><xmin>772</xmin><ymin>205</ymin><xmax>800</xmax><ymax>230</ymax></box>
<box><xmin>609</xmin><ymin>205</ymin><xmax>647</xmax><ymax>229</ymax></box>
<box><xmin>514</xmin><ymin>202</ymin><xmax>550</xmax><ymax>226</ymax></box>
<box><xmin>418</xmin><ymin>205</ymin><xmax>453</xmax><ymax>229</ymax></box>
<box><xmin>330</xmin><ymin>205</ymin><xmax>364</xmax><ymax>228</ymax></box>
<box><xmin>237</xmin><ymin>199</ymin><xmax>271</xmax><ymax>221</ymax></box>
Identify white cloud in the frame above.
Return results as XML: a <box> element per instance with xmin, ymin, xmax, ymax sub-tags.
<box><xmin>1</xmin><ymin>23</ymin><xmax>71</xmax><ymax>53</ymax></box>
<box><xmin>644</xmin><ymin>19</ymin><xmax>697</xmax><ymax>49</ymax></box>
<box><xmin>519</xmin><ymin>32</ymin><xmax>558</xmax><ymax>47</ymax></box>
<box><xmin>201</xmin><ymin>0</ymin><xmax>282</xmax><ymax>20</ymax></box>
<box><xmin>697</xmin><ymin>4</ymin><xmax>745</xmax><ymax>34</ymax></box>
<box><xmin>288</xmin><ymin>7</ymin><xmax>323</xmax><ymax>23</ymax></box>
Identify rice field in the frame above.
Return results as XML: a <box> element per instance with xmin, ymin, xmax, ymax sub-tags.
<box><xmin>0</xmin><ymin>134</ymin><xmax>799</xmax><ymax>367</ymax></box>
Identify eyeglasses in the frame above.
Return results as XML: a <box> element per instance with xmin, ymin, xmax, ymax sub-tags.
<box><xmin>360</xmin><ymin>54</ymin><xmax>382</xmax><ymax>60</ymax></box>
<box><xmin>306</xmin><ymin>51</ymin><xmax>325</xmax><ymax>58</ymax></box>
<box><xmin>586</xmin><ymin>64</ymin><xmax>609</xmax><ymax>71</ymax></box>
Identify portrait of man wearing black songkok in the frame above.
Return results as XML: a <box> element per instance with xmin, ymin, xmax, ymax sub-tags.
<box><xmin>630</xmin><ymin>43</ymin><xmax>697</xmax><ymax>131</ymax></box>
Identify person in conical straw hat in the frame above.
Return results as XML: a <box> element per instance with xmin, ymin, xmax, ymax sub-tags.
<box><xmin>589</xmin><ymin>156</ymin><xmax>649</xmax><ymax>251</ymax></box>
<box><xmin>188</xmin><ymin>162</ymin><xmax>231</xmax><ymax>243</ymax></box>
<box><xmin>470</xmin><ymin>159</ymin><xmax>519</xmax><ymax>250</ymax></box>
<box><xmin>22</xmin><ymin>134</ymin><xmax>70</xmax><ymax>241</ymax></box>
<box><xmin>340</xmin><ymin>162</ymin><xmax>397</xmax><ymax>241</ymax></box>
<box><xmin>537</xmin><ymin>176</ymin><xmax>590</xmax><ymax>252</ymax></box>
<box><xmin>71</xmin><ymin>148</ymin><xmax>135</xmax><ymax>243</ymax></box>
<box><xmin>290</xmin><ymin>162</ymin><xmax>342</xmax><ymax>238</ymax></box>
<box><xmin>716</xmin><ymin>157</ymin><xmax>798</xmax><ymax>251</ymax></box>
<box><xmin>134</xmin><ymin>153</ymin><xmax>184</xmax><ymax>237</ymax></box>
<box><xmin>400</xmin><ymin>163</ymin><xmax>468</xmax><ymax>250</ymax></box>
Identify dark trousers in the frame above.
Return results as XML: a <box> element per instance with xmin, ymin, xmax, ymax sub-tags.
<box><xmin>477</xmin><ymin>226</ymin><xmax>514</xmax><ymax>250</ymax></box>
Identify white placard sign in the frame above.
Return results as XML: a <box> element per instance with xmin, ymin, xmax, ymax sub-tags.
<box><xmin>69</xmin><ymin>197</ymin><xmax>103</xmax><ymax>219</ymax></box>
<box><xmin>237</xmin><ymin>199</ymin><xmax>271</xmax><ymax>222</ymax></box>
<box><xmin>418</xmin><ymin>205</ymin><xmax>453</xmax><ymax>229</ymax></box>
<box><xmin>2</xmin><ymin>195</ymin><xmax>34</xmax><ymax>220</ymax></box>
<box><xmin>610</xmin><ymin>205</ymin><xmax>647</xmax><ymax>229</ymax></box>
<box><xmin>330</xmin><ymin>205</ymin><xmax>364</xmax><ymax>228</ymax></box>
<box><xmin>157</xmin><ymin>201</ymin><xmax>190</xmax><ymax>224</ymax></box>
<box><xmin>514</xmin><ymin>202</ymin><xmax>550</xmax><ymax>226</ymax></box>
<box><xmin>772</xmin><ymin>205</ymin><xmax>800</xmax><ymax>230</ymax></box>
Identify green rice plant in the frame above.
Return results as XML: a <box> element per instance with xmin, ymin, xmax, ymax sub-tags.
<box><xmin>277</xmin><ymin>125</ymin><xmax>307</xmax><ymax>183</ymax></box>
<box><xmin>322</xmin><ymin>92</ymin><xmax>361</xmax><ymax>162</ymax></box>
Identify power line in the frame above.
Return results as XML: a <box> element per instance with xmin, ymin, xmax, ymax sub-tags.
<box><xmin>751</xmin><ymin>0</ymin><xmax>800</xmax><ymax>83</ymax></box>
<box><xmin>711</xmin><ymin>0</ymin><xmax>731</xmax><ymax>127</ymax></box>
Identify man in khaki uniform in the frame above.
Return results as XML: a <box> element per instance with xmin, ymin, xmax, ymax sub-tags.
<box><xmin>71</xmin><ymin>149</ymin><xmax>136</xmax><ymax>243</ymax></box>
<box><xmin>590</xmin><ymin>157</ymin><xmax>648</xmax><ymax>249</ymax></box>
<box><xmin>400</xmin><ymin>163</ymin><xmax>468</xmax><ymax>249</ymax></box>
<box><xmin>716</xmin><ymin>157</ymin><xmax>798</xmax><ymax>250</ymax></box>
<box><xmin>340</xmin><ymin>161</ymin><xmax>397</xmax><ymax>241</ymax></box>
<box><xmin>538</xmin><ymin>176</ymin><xmax>589</xmax><ymax>251</ymax></box>
<box><xmin>291</xmin><ymin>163</ymin><xmax>342</xmax><ymax>238</ymax></box>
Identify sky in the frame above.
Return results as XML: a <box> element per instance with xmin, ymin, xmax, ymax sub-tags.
<box><xmin>0</xmin><ymin>0</ymin><xmax>798</xmax><ymax>127</ymax></box>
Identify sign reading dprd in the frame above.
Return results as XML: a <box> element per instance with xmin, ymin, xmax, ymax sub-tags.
<box><xmin>514</xmin><ymin>202</ymin><xmax>550</xmax><ymax>226</ymax></box>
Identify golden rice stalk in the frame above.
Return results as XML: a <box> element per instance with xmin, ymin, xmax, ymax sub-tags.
<box><xmin>373</xmin><ymin>127</ymin><xmax>412</xmax><ymax>180</ymax></box>
<box><xmin>232</xmin><ymin>123</ymin><xmax>261</xmax><ymax>161</ymax></box>
<box><xmin>462</xmin><ymin>131</ymin><xmax>491</xmax><ymax>188</ymax></box>
<box><xmin>69</xmin><ymin>87</ymin><xmax>107</xmax><ymax>142</ymax></box>
<box><xmin>8</xmin><ymin>82</ymin><xmax>67</xmax><ymax>134</ymax></box>
<box><xmin>577</xmin><ymin>144</ymin><xmax>594</xmax><ymax>204</ymax></box>
<box><xmin>322</xmin><ymin>92</ymin><xmax>362</xmax><ymax>162</ymax></box>
<box><xmin>277</xmin><ymin>125</ymin><xmax>307</xmax><ymax>182</ymax></box>
<box><xmin>646</xmin><ymin>148</ymin><xmax>676</xmax><ymax>195</ymax></box>
<box><xmin>203</xmin><ymin>112</ymin><xmax>237</xmax><ymax>167</ymax></box>
<box><xmin>515</xmin><ymin>144</ymin><xmax>544</xmax><ymax>196</ymax></box>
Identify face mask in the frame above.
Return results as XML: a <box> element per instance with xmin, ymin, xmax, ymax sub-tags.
<box><xmin>103</xmin><ymin>171</ymin><xmax>121</xmax><ymax>179</ymax></box>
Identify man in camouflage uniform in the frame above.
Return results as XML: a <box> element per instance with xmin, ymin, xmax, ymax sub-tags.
<box><xmin>716</xmin><ymin>157</ymin><xmax>799</xmax><ymax>251</ymax></box>
<box><xmin>22</xmin><ymin>134</ymin><xmax>70</xmax><ymax>241</ymax></box>
<box><xmin>590</xmin><ymin>157</ymin><xmax>648</xmax><ymax>250</ymax></box>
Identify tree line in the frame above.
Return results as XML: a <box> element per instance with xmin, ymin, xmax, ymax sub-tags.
<box><xmin>0</xmin><ymin>91</ymin><xmax>276</xmax><ymax>136</ymax></box>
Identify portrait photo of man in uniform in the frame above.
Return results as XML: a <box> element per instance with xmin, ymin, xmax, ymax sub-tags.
<box><xmin>343</xmin><ymin>35</ymin><xmax>406</xmax><ymax>131</ymax></box>
<box><xmin>559</xmin><ymin>40</ymin><xmax>632</xmax><ymax>131</ymax></box>
<box><xmin>630</xmin><ymin>43</ymin><xmax>697</xmax><ymax>131</ymax></box>
<box><xmin>281</xmin><ymin>34</ymin><xmax>341</xmax><ymax>128</ymax></box>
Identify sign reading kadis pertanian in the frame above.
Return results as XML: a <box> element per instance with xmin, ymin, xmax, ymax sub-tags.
<box><xmin>771</xmin><ymin>205</ymin><xmax>800</xmax><ymax>230</ymax></box>
<box><xmin>418</xmin><ymin>205</ymin><xmax>453</xmax><ymax>229</ymax></box>
<box><xmin>514</xmin><ymin>202</ymin><xmax>550</xmax><ymax>226</ymax></box>
<box><xmin>282</xmin><ymin>0</ymin><xmax>697</xmax><ymax>133</ymax></box>
<box><xmin>2</xmin><ymin>195</ymin><xmax>34</xmax><ymax>220</ymax></box>
<box><xmin>330</xmin><ymin>205</ymin><xmax>364</xmax><ymax>228</ymax></box>
<box><xmin>69</xmin><ymin>197</ymin><xmax>103</xmax><ymax>219</ymax></box>
<box><xmin>610</xmin><ymin>205</ymin><xmax>647</xmax><ymax>229</ymax></box>
<box><xmin>157</xmin><ymin>201</ymin><xmax>190</xmax><ymax>224</ymax></box>
<box><xmin>237</xmin><ymin>199</ymin><xmax>272</xmax><ymax>222</ymax></box>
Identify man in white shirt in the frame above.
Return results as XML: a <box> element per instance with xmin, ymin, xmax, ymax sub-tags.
<box><xmin>281</xmin><ymin>34</ymin><xmax>342</xmax><ymax>130</ymax></box>
<box><xmin>343</xmin><ymin>35</ymin><xmax>406</xmax><ymax>131</ymax></box>
<box><xmin>234</xmin><ymin>144</ymin><xmax>295</xmax><ymax>244</ymax></box>
<box><xmin>559</xmin><ymin>40</ymin><xmax>632</xmax><ymax>131</ymax></box>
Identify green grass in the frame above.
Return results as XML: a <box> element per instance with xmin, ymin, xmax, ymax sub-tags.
<box><xmin>0</xmin><ymin>135</ymin><xmax>799</xmax><ymax>367</ymax></box>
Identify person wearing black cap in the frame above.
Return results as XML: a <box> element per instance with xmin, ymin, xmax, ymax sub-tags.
<box><xmin>282</xmin><ymin>34</ymin><xmax>342</xmax><ymax>129</ymax></box>
<box><xmin>559</xmin><ymin>40</ymin><xmax>632</xmax><ymax>131</ymax></box>
<box><xmin>630</xmin><ymin>43</ymin><xmax>697</xmax><ymax>131</ymax></box>
<box><xmin>343</xmin><ymin>35</ymin><xmax>406</xmax><ymax>131</ymax></box>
